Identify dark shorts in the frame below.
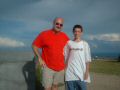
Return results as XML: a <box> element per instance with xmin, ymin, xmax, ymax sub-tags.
<box><xmin>66</xmin><ymin>80</ymin><xmax>87</xmax><ymax>90</ymax></box>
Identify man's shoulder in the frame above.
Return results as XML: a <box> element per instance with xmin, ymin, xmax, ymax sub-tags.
<box><xmin>60</xmin><ymin>31</ymin><xmax>67</xmax><ymax>35</ymax></box>
<box><xmin>40</xmin><ymin>29</ymin><xmax>52</xmax><ymax>35</ymax></box>
<box><xmin>41</xmin><ymin>29</ymin><xmax>51</xmax><ymax>33</ymax></box>
<box><xmin>60</xmin><ymin>32</ymin><xmax>69</xmax><ymax>38</ymax></box>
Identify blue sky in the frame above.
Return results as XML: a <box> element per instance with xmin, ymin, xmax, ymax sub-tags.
<box><xmin>0</xmin><ymin>0</ymin><xmax>120</xmax><ymax>53</ymax></box>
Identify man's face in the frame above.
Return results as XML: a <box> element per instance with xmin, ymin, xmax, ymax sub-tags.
<box><xmin>53</xmin><ymin>18</ymin><xmax>64</xmax><ymax>32</ymax></box>
<box><xmin>73</xmin><ymin>28</ymin><xmax>83</xmax><ymax>38</ymax></box>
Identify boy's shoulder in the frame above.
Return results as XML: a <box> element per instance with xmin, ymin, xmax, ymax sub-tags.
<box><xmin>67</xmin><ymin>40</ymin><xmax>73</xmax><ymax>44</ymax></box>
<box><xmin>82</xmin><ymin>40</ymin><xmax>88</xmax><ymax>44</ymax></box>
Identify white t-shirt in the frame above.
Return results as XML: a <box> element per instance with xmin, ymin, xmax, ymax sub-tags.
<box><xmin>64</xmin><ymin>40</ymin><xmax>91</xmax><ymax>82</ymax></box>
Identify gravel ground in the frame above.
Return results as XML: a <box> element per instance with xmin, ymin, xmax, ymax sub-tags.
<box><xmin>57</xmin><ymin>73</ymin><xmax>120</xmax><ymax>90</ymax></box>
<box><xmin>87</xmin><ymin>73</ymin><xmax>120</xmax><ymax>90</ymax></box>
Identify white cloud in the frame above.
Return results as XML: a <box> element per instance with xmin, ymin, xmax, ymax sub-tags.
<box><xmin>0</xmin><ymin>37</ymin><xmax>25</xmax><ymax>47</ymax></box>
<box><xmin>88</xmin><ymin>33</ymin><xmax>120</xmax><ymax>41</ymax></box>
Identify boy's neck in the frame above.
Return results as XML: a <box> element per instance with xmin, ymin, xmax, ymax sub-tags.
<box><xmin>74</xmin><ymin>38</ymin><xmax>81</xmax><ymax>42</ymax></box>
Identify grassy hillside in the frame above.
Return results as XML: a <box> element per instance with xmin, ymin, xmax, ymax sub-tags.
<box><xmin>90</xmin><ymin>60</ymin><xmax>120</xmax><ymax>76</ymax></box>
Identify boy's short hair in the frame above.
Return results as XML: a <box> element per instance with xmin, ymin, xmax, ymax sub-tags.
<box><xmin>73</xmin><ymin>24</ymin><xmax>83</xmax><ymax>32</ymax></box>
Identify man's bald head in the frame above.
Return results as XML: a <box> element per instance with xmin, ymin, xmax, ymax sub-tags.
<box><xmin>53</xmin><ymin>17</ymin><xmax>64</xmax><ymax>23</ymax></box>
<box><xmin>53</xmin><ymin>17</ymin><xmax>64</xmax><ymax>33</ymax></box>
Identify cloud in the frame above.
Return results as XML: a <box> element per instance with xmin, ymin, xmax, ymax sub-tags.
<box><xmin>0</xmin><ymin>0</ymin><xmax>120</xmax><ymax>53</ymax></box>
<box><xmin>0</xmin><ymin>0</ymin><xmax>120</xmax><ymax>31</ymax></box>
<box><xmin>88</xmin><ymin>33</ymin><xmax>120</xmax><ymax>41</ymax></box>
<box><xmin>0</xmin><ymin>37</ymin><xmax>25</xmax><ymax>47</ymax></box>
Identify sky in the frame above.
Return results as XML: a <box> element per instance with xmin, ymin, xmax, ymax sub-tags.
<box><xmin>0</xmin><ymin>0</ymin><xmax>120</xmax><ymax>53</ymax></box>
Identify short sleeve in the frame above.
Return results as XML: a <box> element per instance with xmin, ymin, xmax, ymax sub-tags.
<box><xmin>65</xmin><ymin>34</ymin><xmax>70</xmax><ymax>41</ymax></box>
<box><xmin>62</xmin><ymin>32</ymin><xmax>70</xmax><ymax>41</ymax></box>
<box><xmin>32</xmin><ymin>32</ymin><xmax>44</xmax><ymax>48</ymax></box>
<box><xmin>84</xmin><ymin>42</ymin><xmax>91</xmax><ymax>63</ymax></box>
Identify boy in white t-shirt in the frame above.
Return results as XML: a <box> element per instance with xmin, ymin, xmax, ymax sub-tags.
<box><xmin>64</xmin><ymin>25</ymin><xmax>91</xmax><ymax>90</ymax></box>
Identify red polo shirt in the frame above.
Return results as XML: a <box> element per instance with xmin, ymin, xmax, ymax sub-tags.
<box><xmin>32</xmin><ymin>29</ymin><xmax>69</xmax><ymax>71</ymax></box>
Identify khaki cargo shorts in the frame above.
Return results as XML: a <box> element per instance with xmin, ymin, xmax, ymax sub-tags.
<box><xmin>42</xmin><ymin>66</ymin><xmax>65</xmax><ymax>88</ymax></box>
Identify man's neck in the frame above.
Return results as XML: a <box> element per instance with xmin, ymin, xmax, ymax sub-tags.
<box><xmin>52</xmin><ymin>29</ymin><xmax>60</xmax><ymax>34</ymax></box>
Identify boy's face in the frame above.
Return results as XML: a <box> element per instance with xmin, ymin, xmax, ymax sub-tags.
<box><xmin>73</xmin><ymin>28</ymin><xmax>83</xmax><ymax>39</ymax></box>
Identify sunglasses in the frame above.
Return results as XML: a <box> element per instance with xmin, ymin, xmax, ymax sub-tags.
<box><xmin>55</xmin><ymin>22</ymin><xmax>63</xmax><ymax>27</ymax></box>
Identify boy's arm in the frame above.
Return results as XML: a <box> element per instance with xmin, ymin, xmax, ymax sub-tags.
<box><xmin>84</xmin><ymin>62</ymin><xmax>90</xmax><ymax>80</ymax></box>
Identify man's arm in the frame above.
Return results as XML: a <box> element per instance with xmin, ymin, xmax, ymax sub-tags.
<box><xmin>32</xmin><ymin>45</ymin><xmax>45</xmax><ymax>67</ymax></box>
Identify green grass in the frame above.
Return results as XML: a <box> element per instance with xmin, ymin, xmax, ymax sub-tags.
<box><xmin>90</xmin><ymin>60</ymin><xmax>120</xmax><ymax>76</ymax></box>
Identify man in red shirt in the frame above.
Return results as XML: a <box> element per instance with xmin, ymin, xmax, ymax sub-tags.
<box><xmin>32</xmin><ymin>17</ymin><xmax>69</xmax><ymax>90</ymax></box>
